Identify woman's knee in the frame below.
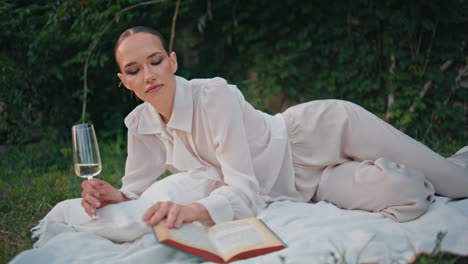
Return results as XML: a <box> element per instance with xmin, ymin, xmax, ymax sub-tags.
<box><xmin>355</xmin><ymin>158</ymin><xmax>435</xmax><ymax>222</ymax></box>
<box><xmin>316</xmin><ymin>157</ymin><xmax>435</xmax><ymax>222</ymax></box>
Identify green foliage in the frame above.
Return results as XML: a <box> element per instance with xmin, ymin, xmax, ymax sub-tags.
<box><xmin>1</xmin><ymin>0</ymin><xmax>466</xmax><ymax>145</ymax></box>
<box><xmin>0</xmin><ymin>0</ymin><xmax>177</xmax><ymax>144</ymax></box>
<box><xmin>214</xmin><ymin>0</ymin><xmax>467</xmax><ymax>142</ymax></box>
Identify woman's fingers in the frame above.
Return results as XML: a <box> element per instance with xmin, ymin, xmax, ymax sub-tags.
<box><xmin>81</xmin><ymin>197</ymin><xmax>96</xmax><ymax>216</ymax></box>
<box><xmin>81</xmin><ymin>180</ymin><xmax>106</xmax><ymax>217</ymax></box>
<box><xmin>87</xmin><ymin>192</ymin><xmax>102</xmax><ymax>208</ymax></box>
<box><xmin>142</xmin><ymin>202</ymin><xmax>161</xmax><ymax>224</ymax></box>
<box><xmin>89</xmin><ymin>180</ymin><xmax>125</xmax><ymax>204</ymax></box>
<box><xmin>142</xmin><ymin>202</ymin><xmax>189</xmax><ymax>228</ymax></box>
<box><xmin>82</xmin><ymin>179</ymin><xmax>122</xmax><ymax>204</ymax></box>
<box><xmin>165</xmin><ymin>203</ymin><xmax>181</xmax><ymax>228</ymax></box>
<box><xmin>149</xmin><ymin>202</ymin><xmax>171</xmax><ymax>226</ymax></box>
<box><xmin>80</xmin><ymin>179</ymin><xmax>126</xmax><ymax>217</ymax></box>
<box><xmin>90</xmin><ymin>178</ymin><xmax>108</xmax><ymax>188</ymax></box>
<box><xmin>81</xmin><ymin>181</ymin><xmax>99</xmax><ymax>198</ymax></box>
<box><xmin>81</xmin><ymin>185</ymin><xmax>101</xmax><ymax>206</ymax></box>
<box><xmin>174</xmin><ymin>209</ymin><xmax>186</xmax><ymax>229</ymax></box>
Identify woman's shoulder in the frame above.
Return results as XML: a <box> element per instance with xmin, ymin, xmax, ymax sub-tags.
<box><xmin>189</xmin><ymin>77</ymin><xmax>244</xmax><ymax>103</ymax></box>
<box><xmin>188</xmin><ymin>76</ymin><xmax>247</xmax><ymax>115</ymax></box>
<box><xmin>189</xmin><ymin>76</ymin><xmax>229</xmax><ymax>92</ymax></box>
<box><xmin>124</xmin><ymin>102</ymin><xmax>150</xmax><ymax>131</ymax></box>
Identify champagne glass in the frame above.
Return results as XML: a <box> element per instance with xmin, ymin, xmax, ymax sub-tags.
<box><xmin>72</xmin><ymin>123</ymin><xmax>102</xmax><ymax>218</ymax></box>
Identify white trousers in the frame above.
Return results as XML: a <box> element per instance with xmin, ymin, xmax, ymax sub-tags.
<box><xmin>282</xmin><ymin>100</ymin><xmax>468</xmax><ymax>222</ymax></box>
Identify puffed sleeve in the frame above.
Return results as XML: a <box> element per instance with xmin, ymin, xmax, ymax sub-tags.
<box><xmin>195</xmin><ymin>78</ymin><xmax>265</xmax><ymax>223</ymax></box>
<box><xmin>119</xmin><ymin>110</ymin><xmax>167</xmax><ymax>199</ymax></box>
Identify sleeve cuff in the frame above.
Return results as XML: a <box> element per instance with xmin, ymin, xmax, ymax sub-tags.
<box><xmin>196</xmin><ymin>194</ymin><xmax>234</xmax><ymax>224</ymax></box>
<box><xmin>120</xmin><ymin>189</ymin><xmax>139</xmax><ymax>200</ymax></box>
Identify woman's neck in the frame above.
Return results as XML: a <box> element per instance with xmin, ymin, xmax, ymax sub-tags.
<box><xmin>150</xmin><ymin>100</ymin><xmax>173</xmax><ymax>125</ymax></box>
<box><xmin>150</xmin><ymin>104</ymin><xmax>170</xmax><ymax>124</ymax></box>
<box><xmin>160</xmin><ymin>113</ymin><xmax>171</xmax><ymax>124</ymax></box>
<box><xmin>149</xmin><ymin>80</ymin><xmax>176</xmax><ymax>125</ymax></box>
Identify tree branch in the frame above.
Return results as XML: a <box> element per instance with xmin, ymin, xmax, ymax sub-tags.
<box><xmin>422</xmin><ymin>19</ymin><xmax>439</xmax><ymax>74</ymax></box>
<box><xmin>169</xmin><ymin>0</ymin><xmax>181</xmax><ymax>52</ymax></box>
<box><xmin>385</xmin><ymin>53</ymin><xmax>396</xmax><ymax>121</ymax></box>
<box><xmin>443</xmin><ymin>62</ymin><xmax>468</xmax><ymax>105</ymax></box>
<box><xmin>408</xmin><ymin>60</ymin><xmax>453</xmax><ymax>113</ymax></box>
<box><xmin>455</xmin><ymin>64</ymin><xmax>468</xmax><ymax>83</ymax></box>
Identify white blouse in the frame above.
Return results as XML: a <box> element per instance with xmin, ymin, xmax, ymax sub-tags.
<box><xmin>120</xmin><ymin>76</ymin><xmax>304</xmax><ymax>224</ymax></box>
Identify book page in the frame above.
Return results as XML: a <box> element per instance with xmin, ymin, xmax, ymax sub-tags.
<box><xmin>207</xmin><ymin>218</ymin><xmax>282</xmax><ymax>259</ymax></box>
<box><xmin>155</xmin><ymin>221</ymin><xmax>218</xmax><ymax>254</ymax></box>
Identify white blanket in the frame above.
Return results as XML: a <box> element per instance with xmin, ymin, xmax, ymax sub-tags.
<box><xmin>10</xmin><ymin>197</ymin><xmax>468</xmax><ymax>264</ymax></box>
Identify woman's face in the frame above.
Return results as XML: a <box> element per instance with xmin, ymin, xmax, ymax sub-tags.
<box><xmin>116</xmin><ymin>33</ymin><xmax>178</xmax><ymax>107</ymax></box>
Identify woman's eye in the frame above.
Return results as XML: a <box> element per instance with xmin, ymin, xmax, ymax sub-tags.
<box><xmin>151</xmin><ymin>59</ymin><xmax>163</xmax><ymax>65</ymax></box>
<box><xmin>126</xmin><ymin>69</ymin><xmax>139</xmax><ymax>75</ymax></box>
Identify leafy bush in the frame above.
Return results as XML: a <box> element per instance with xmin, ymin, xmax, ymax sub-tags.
<box><xmin>1</xmin><ymin>0</ymin><xmax>466</xmax><ymax>145</ymax></box>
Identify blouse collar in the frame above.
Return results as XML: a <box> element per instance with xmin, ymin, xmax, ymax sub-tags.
<box><xmin>137</xmin><ymin>76</ymin><xmax>193</xmax><ymax>135</ymax></box>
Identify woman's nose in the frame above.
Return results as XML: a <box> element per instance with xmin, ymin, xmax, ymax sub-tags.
<box><xmin>143</xmin><ymin>66</ymin><xmax>156</xmax><ymax>83</ymax></box>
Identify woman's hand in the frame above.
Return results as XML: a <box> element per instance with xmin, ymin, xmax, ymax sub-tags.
<box><xmin>81</xmin><ymin>178</ymin><xmax>129</xmax><ymax>216</ymax></box>
<box><xmin>142</xmin><ymin>202</ymin><xmax>214</xmax><ymax>229</ymax></box>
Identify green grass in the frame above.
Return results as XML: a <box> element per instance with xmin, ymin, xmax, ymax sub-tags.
<box><xmin>0</xmin><ymin>133</ymin><xmax>466</xmax><ymax>263</ymax></box>
<box><xmin>0</xmin><ymin>134</ymin><xmax>127</xmax><ymax>263</ymax></box>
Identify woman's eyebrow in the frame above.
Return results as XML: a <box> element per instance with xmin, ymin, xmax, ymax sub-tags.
<box><xmin>147</xmin><ymin>52</ymin><xmax>161</xmax><ymax>59</ymax></box>
<box><xmin>123</xmin><ymin>62</ymin><xmax>137</xmax><ymax>69</ymax></box>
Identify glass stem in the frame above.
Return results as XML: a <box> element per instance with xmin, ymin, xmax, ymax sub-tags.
<box><xmin>86</xmin><ymin>176</ymin><xmax>97</xmax><ymax>218</ymax></box>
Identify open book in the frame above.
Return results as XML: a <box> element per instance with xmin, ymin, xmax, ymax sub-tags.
<box><xmin>152</xmin><ymin>217</ymin><xmax>286</xmax><ymax>263</ymax></box>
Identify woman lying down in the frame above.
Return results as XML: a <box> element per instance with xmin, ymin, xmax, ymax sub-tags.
<box><xmin>28</xmin><ymin>26</ymin><xmax>468</xmax><ymax>245</ymax></box>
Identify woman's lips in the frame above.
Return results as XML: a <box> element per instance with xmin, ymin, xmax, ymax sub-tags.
<box><xmin>146</xmin><ymin>84</ymin><xmax>163</xmax><ymax>93</ymax></box>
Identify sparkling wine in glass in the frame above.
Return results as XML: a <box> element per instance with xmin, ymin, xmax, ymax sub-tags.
<box><xmin>72</xmin><ymin>123</ymin><xmax>102</xmax><ymax>218</ymax></box>
<box><xmin>72</xmin><ymin>123</ymin><xmax>102</xmax><ymax>181</ymax></box>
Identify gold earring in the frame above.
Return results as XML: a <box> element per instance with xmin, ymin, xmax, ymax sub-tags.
<box><xmin>118</xmin><ymin>81</ymin><xmax>122</xmax><ymax>87</ymax></box>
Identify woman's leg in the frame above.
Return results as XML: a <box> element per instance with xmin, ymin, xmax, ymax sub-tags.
<box><xmin>283</xmin><ymin>99</ymin><xmax>466</xmax><ymax>221</ymax></box>
<box><xmin>313</xmin><ymin>158</ymin><xmax>435</xmax><ymax>222</ymax></box>
<box><xmin>339</xmin><ymin>100</ymin><xmax>468</xmax><ymax>198</ymax></box>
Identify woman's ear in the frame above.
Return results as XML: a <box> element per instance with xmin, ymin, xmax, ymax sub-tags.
<box><xmin>117</xmin><ymin>73</ymin><xmax>131</xmax><ymax>90</ymax></box>
<box><xmin>169</xmin><ymin>51</ymin><xmax>178</xmax><ymax>74</ymax></box>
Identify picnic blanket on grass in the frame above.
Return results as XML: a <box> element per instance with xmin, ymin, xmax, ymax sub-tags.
<box><xmin>10</xmin><ymin>196</ymin><xmax>468</xmax><ymax>264</ymax></box>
